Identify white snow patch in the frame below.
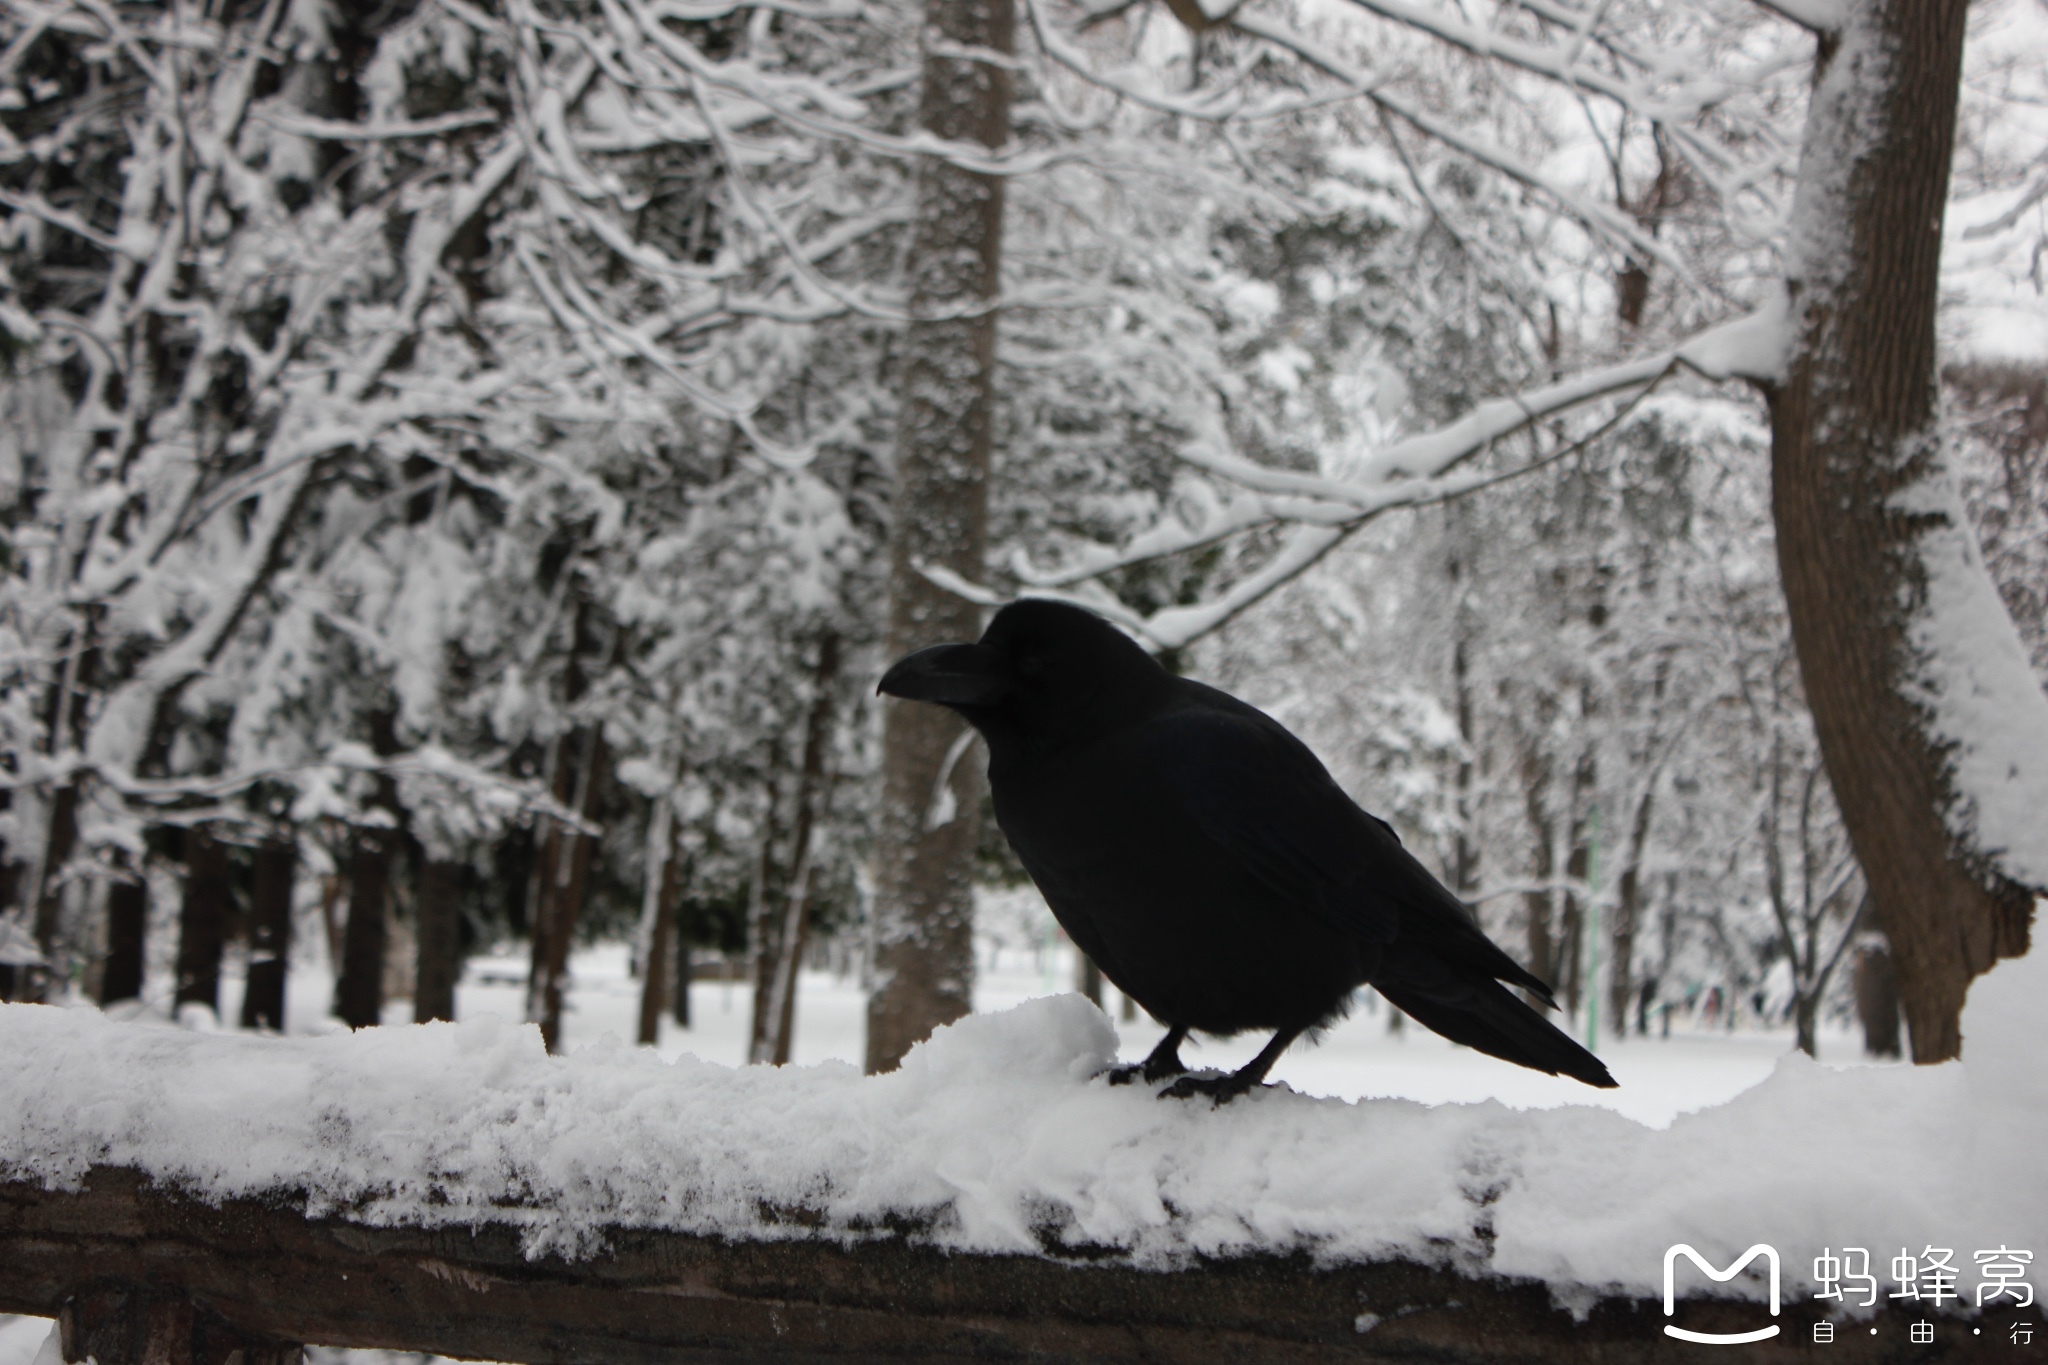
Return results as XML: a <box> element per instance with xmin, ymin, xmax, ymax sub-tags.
<box><xmin>4</xmin><ymin>960</ymin><xmax>2045</xmax><ymax>1300</ymax></box>
<box><xmin>1894</xmin><ymin>470</ymin><xmax>2048</xmax><ymax>888</ymax></box>
<box><xmin>1674</xmin><ymin>288</ymin><xmax>1791</xmax><ymax>384</ymax></box>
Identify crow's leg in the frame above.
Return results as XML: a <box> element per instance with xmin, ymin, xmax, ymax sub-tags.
<box><xmin>1107</xmin><ymin>1024</ymin><xmax>1189</xmax><ymax>1085</ymax></box>
<box><xmin>1160</xmin><ymin>1024</ymin><xmax>1305</xmax><ymax>1104</ymax></box>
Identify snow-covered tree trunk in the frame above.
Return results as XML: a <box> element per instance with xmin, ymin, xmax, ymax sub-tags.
<box><xmin>1767</xmin><ymin>0</ymin><xmax>2046</xmax><ymax>1061</ymax></box>
<box><xmin>864</xmin><ymin>0</ymin><xmax>1015</xmax><ymax>1073</ymax></box>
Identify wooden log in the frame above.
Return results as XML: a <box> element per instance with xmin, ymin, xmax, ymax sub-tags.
<box><xmin>0</xmin><ymin>1168</ymin><xmax>2000</xmax><ymax>1364</ymax></box>
<box><xmin>57</xmin><ymin>1283</ymin><xmax>300</xmax><ymax>1365</ymax></box>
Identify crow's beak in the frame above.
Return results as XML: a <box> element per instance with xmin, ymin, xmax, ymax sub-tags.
<box><xmin>877</xmin><ymin>643</ymin><xmax>1012</xmax><ymax>707</ymax></box>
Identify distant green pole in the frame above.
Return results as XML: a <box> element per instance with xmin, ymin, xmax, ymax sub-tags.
<box><xmin>1585</xmin><ymin>804</ymin><xmax>1601</xmax><ymax>1053</ymax></box>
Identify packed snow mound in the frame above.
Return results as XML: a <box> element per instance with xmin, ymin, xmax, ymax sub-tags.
<box><xmin>3</xmin><ymin>959</ymin><xmax>2043</xmax><ymax>1302</ymax></box>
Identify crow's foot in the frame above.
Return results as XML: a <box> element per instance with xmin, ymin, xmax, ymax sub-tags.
<box><xmin>1107</xmin><ymin>1024</ymin><xmax>1189</xmax><ymax>1086</ymax></box>
<box><xmin>1106</xmin><ymin>1054</ymin><xmax>1188</xmax><ymax>1086</ymax></box>
<box><xmin>1158</xmin><ymin>1071</ymin><xmax>1262</xmax><ymax>1105</ymax></box>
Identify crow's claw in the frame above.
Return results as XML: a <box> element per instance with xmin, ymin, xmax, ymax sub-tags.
<box><xmin>1106</xmin><ymin>1055</ymin><xmax>1188</xmax><ymax>1086</ymax></box>
<box><xmin>1158</xmin><ymin>1072</ymin><xmax>1259</xmax><ymax>1105</ymax></box>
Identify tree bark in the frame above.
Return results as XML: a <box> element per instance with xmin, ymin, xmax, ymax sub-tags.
<box><xmin>1766</xmin><ymin>0</ymin><xmax>2037</xmax><ymax>1063</ymax></box>
<box><xmin>337</xmin><ymin>708</ymin><xmax>405</xmax><ymax>1030</ymax></box>
<box><xmin>754</xmin><ymin>634</ymin><xmax>841</xmax><ymax>1066</ymax></box>
<box><xmin>673</xmin><ymin>939</ymin><xmax>694</xmax><ymax>1029</ymax></box>
<box><xmin>1854</xmin><ymin>941</ymin><xmax>1902</xmax><ymax>1058</ymax></box>
<box><xmin>1607</xmin><ymin>782</ymin><xmax>1656</xmax><ymax>1036</ymax></box>
<box><xmin>1450</xmin><ymin>637</ymin><xmax>1480</xmax><ymax>896</ymax></box>
<box><xmin>1518</xmin><ymin>741</ymin><xmax>1557</xmax><ymax>1003</ymax></box>
<box><xmin>636</xmin><ymin>805</ymin><xmax>684</xmax><ymax>1047</ymax></box>
<box><xmin>336</xmin><ymin>826</ymin><xmax>392</xmax><ymax>1030</ymax></box>
<box><xmin>30</xmin><ymin>627</ymin><xmax>96</xmax><ymax>992</ymax></box>
<box><xmin>98</xmin><ymin>873</ymin><xmax>147</xmax><ymax>1008</ymax></box>
<box><xmin>1076</xmin><ymin>953</ymin><xmax>1103</xmax><ymax>1009</ymax></box>
<box><xmin>240</xmin><ymin>837</ymin><xmax>295</xmax><ymax>1032</ymax></box>
<box><xmin>525</xmin><ymin>733</ymin><xmax>576</xmax><ymax>1033</ymax></box>
<box><xmin>529</xmin><ymin>726</ymin><xmax>608</xmax><ymax>1054</ymax></box>
<box><xmin>30</xmin><ymin>783</ymin><xmax>78</xmax><ymax>981</ymax></box>
<box><xmin>414</xmin><ymin>859</ymin><xmax>463</xmax><ymax>1024</ymax></box>
<box><xmin>173</xmin><ymin>827</ymin><xmax>233</xmax><ymax>1020</ymax></box>
<box><xmin>865</xmin><ymin>0</ymin><xmax>1013</xmax><ymax>1074</ymax></box>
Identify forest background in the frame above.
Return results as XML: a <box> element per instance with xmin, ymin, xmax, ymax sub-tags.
<box><xmin>1</xmin><ymin>0</ymin><xmax>2044</xmax><ymax>1076</ymax></box>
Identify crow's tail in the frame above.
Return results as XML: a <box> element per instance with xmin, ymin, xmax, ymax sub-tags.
<box><xmin>1376</xmin><ymin>952</ymin><xmax>1617</xmax><ymax>1089</ymax></box>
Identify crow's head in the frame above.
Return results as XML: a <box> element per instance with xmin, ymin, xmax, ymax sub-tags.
<box><xmin>878</xmin><ymin>599</ymin><xmax>1170</xmax><ymax>749</ymax></box>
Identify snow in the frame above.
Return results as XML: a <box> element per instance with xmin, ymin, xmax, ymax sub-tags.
<box><xmin>1673</xmin><ymin>290</ymin><xmax>1791</xmax><ymax>384</ymax></box>
<box><xmin>1753</xmin><ymin>0</ymin><xmax>1846</xmax><ymax>33</ymax></box>
<box><xmin>0</xmin><ymin>1321</ymin><xmax>54</xmax><ymax>1365</ymax></box>
<box><xmin>3</xmin><ymin>946</ymin><xmax>2041</xmax><ymax>1305</ymax></box>
<box><xmin>1895</xmin><ymin>468</ymin><xmax>2048</xmax><ymax>888</ymax></box>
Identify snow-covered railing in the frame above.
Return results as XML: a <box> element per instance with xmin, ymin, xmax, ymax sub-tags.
<box><xmin>4</xmin><ymin>959</ymin><xmax>2039</xmax><ymax>1363</ymax></box>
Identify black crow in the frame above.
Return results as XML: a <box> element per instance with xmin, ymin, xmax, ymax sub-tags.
<box><xmin>879</xmin><ymin>598</ymin><xmax>1617</xmax><ymax>1101</ymax></box>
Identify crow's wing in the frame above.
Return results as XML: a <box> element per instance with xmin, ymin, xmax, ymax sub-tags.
<box><xmin>1139</xmin><ymin>691</ymin><xmax>1555</xmax><ymax>1003</ymax></box>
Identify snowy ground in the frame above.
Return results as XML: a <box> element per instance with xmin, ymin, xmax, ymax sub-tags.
<box><xmin>159</xmin><ymin>925</ymin><xmax>1891</xmax><ymax>1131</ymax></box>
<box><xmin>459</xmin><ymin>940</ymin><xmax>1886</xmax><ymax>1129</ymax></box>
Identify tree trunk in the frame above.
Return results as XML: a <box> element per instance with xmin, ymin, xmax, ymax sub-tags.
<box><xmin>673</xmin><ymin>940</ymin><xmax>693</xmax><ymax>1029</ymax></box>
<box><xmin>530</xmin><ymin>726</ymin><xmax>608</xmax><ymax>1054</ymax></box>
<box><xmin>173</xmin><ymin>828</ymin><xmax>233</xmax><ymax>1020</ymax></box>
<box><xmin>240</xmin><ymin>838</ymin><xmax>295</xmax><ymax>1032</ymax></box>
<box><xmin>1518</xmin><ymin>741</ymin><xmax>1556</xmax><ymax>1003</ymax></box>
<box><xmin>525</xmin><ymin>734</ymin><xmax>575</xmax><ymax>1034</ymax></box>
<box><xmin>754</xmin><ymin>635</ymin><xmax>841</xmax><ymax>1066</ymax></box>
<box><xmin>864</xmin><ymin>0</ymin><xmax>1013</xmax><ymax>1075</ymax></box>
<box><xmin>1558</xmin><ymin>739</ymin><xmax>1596</xmax><ymax>1019</ymax></box>
<box><xmin>1450</xmin><ymin>634</ymin><xmax>1479</xmax><ymax>896</ymax></box>
<box><xmin>1766</xmin><ymin>0</ymin><xmax>2038</xmax><ymax>1063</ymax></box>
<box><xmin>1444</xmin><ymin>517</ymin><xmax>1481</xmax><ymax>897</ymax></box>
<box><xmin>99</xmin><ymin>873</ymin><xmax>147</xmax><ymax>1008</ymax></box>
<box><xmin>31</xmin><ymin>783</ymin><xmax>79</xmax><ymax>981</ymax></box>
<box><xmin>335</xmin><ymin>826</ymin><xmax>391</xmax><ymax>1030</ymax></box>
<box><xmin>1794</xmin><ymin>990</ymin><xmax>1820</xmax><ymax>1059</ymax></box>
<box><xmin>1608</xmin><ymin>782</ymin><xmax>1656</xmax><ymax>1036</ymax></box>
<box><xmin>636</xmin><ymin>796</ymin><xmax>686</xmax><ymax>1047</ymax></box>
<box><xmin>1854</xmin><ymin>941</ymin><xmax>1903</xmax><ymax>1058</ymax></box>
<box><xmin>637</xmin><ymin>852</ymin><xmax>683</xmax><ymax>1047</ymax></box>
<box><xmin>317</xmin><ymin>874</ymin><xmax>344</xmax><ymax>976</ymax></box>
<box><xmin>336</xmin><ymin>708</ymin><xmax>405</xmax><ymax>1031</ymax></box>
<box><xmin>413</xmin><ymin>859</ymin><xmax>462</xmax><ymax>1024</ymax></box>
<box><xmin>1076</xmin><ymin>953</ymin><xmax>1103</xmax><ymax>1008</ymax></box>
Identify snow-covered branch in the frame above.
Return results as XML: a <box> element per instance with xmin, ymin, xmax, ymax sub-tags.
<box><xmin>987</xmin><ymin>302</ymin><xmax>1787</xmax><ymax>649</ymax></box>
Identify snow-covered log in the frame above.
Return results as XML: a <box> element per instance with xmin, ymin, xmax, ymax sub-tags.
<box><xmin>4</xmin><ymin>953</ymin><xmax>2043</xmax><ymax>1362</ymax></box>
<box><xmin>0</xmin><ymin>1167</ymin><xmax>1993</xmax><ymax>1365</ymax></box>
